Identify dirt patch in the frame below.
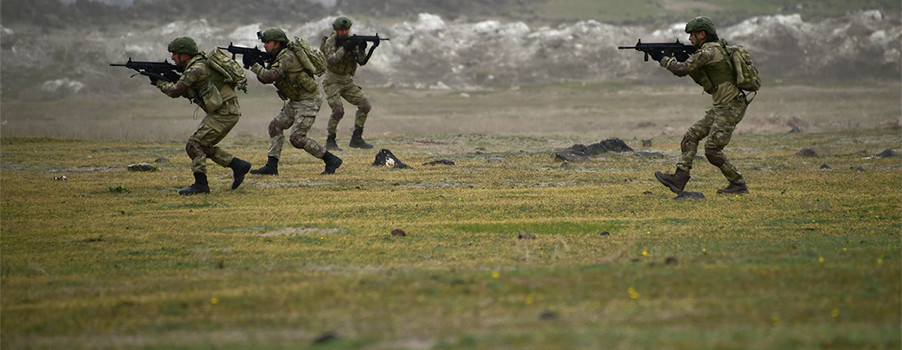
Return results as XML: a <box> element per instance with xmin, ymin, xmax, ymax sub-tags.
<box><xmin>261</xmin><ymin>227</ymin><xmax>343</xmax><ymax>237</ymax></box>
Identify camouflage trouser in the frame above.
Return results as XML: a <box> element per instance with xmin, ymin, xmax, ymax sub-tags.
<box><xmin>267</xmin><ymin>96</ymin><xmax>325</xmax><ymax>159</ymax></box>
<box><xmin>323</xmin><ymin>78</ymin><xmax>371</xmax><ymax>134</ymax></box>
<box><xmin>186</xmin><ymin>99</ymin><xmax>240</xmax><ymax>174</ymax></box>
<box><xmin>677</xmin><ymin>95</ymin><xmax>749</xmax><ymax>185</ymax></box>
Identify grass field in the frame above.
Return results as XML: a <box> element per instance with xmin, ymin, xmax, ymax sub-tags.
<box><xmin>2</xmin><ymin>118</ymin><xmax>900</xmax><ymax>348</ymax></box>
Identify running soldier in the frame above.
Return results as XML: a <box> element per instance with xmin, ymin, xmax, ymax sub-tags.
<box><xmin>650</xmin><ymin>16</ymin><xmax>751</xmax><ymax>195</ymax></box>
<box><xmin>321</xmin><ymin>16</ymin><xmax>375</xmax><ymax>150</ymax></box>
<box><xmin>155</xmin><ymin>36</ymin><xmax>251</xmax><ymax>195</ymax></box>
<box><xmin>246</xmin><ymin>28</ymin><xmax>342</xmax><ymax>175</ymax></box>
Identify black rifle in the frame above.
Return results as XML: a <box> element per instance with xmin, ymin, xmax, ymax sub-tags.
<box><xmin>337</xmin><ymin>33</ymin><xmax>390</xmax><ymax>65</ymax></box>
<box><xmin>110</xmin><ymin>58</ymin><xmax>181</xmax><ymax>83</ymax></box>
<box><xmin>219</xmin><ymin>43</ymin><xmax>273</xmax><ymax>68</ymax></box>
<box><xmin>618</xmin><ymin>39</ymin><xmax>697</xmax><ymax>62</ymax></box>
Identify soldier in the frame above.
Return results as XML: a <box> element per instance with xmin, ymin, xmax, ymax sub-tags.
<box><xmin>321</xmin><ymin>16</ymin><xmax>375</xmax><ymax>150</ymax></box>
<box><xmin>155</xmin><ymin>36</ymin><xmax>251</xmax><ymax>195</ymax></box>
<box><xmin>650</xmin><ymin>16</ymin><xmax>750</xmax><ymax>195</ymax></box>
<box><xmin>247</xmin><ymin>28</ymin><xmax>342</xmax><ymax>175</ymax></box>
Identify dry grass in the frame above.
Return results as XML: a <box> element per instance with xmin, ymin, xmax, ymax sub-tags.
<box><xmin>1</xmin><ymin>111</ymin><xmax>900</xmax><ymax>348</ymax></box>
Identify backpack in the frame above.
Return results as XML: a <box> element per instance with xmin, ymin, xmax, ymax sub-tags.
<box><xmin>288</xmin><ymin>37</ymin><xmax>327</xmax><ymax>77</ymax></box>
<box><xmin>721</xmin><ymin>42</ymin><xmax>760</xmax><ymax>92</ymax></box>
<box><xmin>206</xmin><ymin>48</ymin><xmax>248</xmax><ymax>93</ymax></box>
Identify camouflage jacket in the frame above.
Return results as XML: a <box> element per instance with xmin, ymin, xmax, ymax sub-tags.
<box><xmin>321</xmin><ymin>33</ymin><xmax>366</xmax><ymax>80</ymax></box>
<box><xmin>250</xmin><ymin>47</ymin><xmax>318</xmax><ymax>101</ymax></box>
<box><xmin>660</xmin><ymin>40</ymin><xmax>740</xmax><ymax>106</ymax></box>
<box><xmin>157</xmin><ymin>54</ymin><xmax>237</xmax><ymax>113</ymax></box>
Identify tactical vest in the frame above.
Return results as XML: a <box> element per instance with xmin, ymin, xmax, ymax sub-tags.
<box><xmin>689</xmin><ymin>41</ymin><xmax>736</xmax><ymax>95</ymax></box>
<box><xmin>322</xmin><ymin>34</ymin><xmax>358</xmax><ymax>76</ymax></box>
<box><xmin>185</xmin><ymin>54</ymin><xmax>236</xmax><ymax>113</ymax></box>
<box><xmin>272</xmin><ymin>48</ymin><xmax>318</xmax><ymax>101</ymax></box>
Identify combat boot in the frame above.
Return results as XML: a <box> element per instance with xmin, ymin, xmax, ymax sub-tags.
<box><xmin>179</xmin><ymin>172</ymin><xmax>210</xmax><ymax>195</ymax></box>
<box><xmin>250</xmin><ymin>156</ymin><xmax>279</xmax><ymax>175</ymax></box>
<box><xmin>229</xmin><ymin>157</ymin><xmax>251</xmax><ymax>190</ymax></box>
<box><xmin>321</xmin><ymin>151</ymin><xmax>343</xmax><ymax>174</ymax></box>
<box><xmin>654</xmin><ymin>168</ymin><xmax>691</xmax><ymax>194</ymax></box>
<box><xmin>717</xmin><ymin>182</ymin><xmax>749</xmax><ymax>194</ymax></box>
<box><xmin>349</xmin><ymin>127</ymin><xmax>373</xmax><ymax>149</ymax></box>
<box><xmin>325</xmin><ymin>134</ymin><xmax>342</xmax><ymax>151</ymax></box>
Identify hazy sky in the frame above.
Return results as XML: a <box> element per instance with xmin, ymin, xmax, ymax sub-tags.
<box><xmin>58</xmin><ymin>0</ymin><xmax>336</xmax><ymax>6</ymax></box>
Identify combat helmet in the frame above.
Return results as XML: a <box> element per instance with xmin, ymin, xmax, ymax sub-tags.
<box><xmin>167</xmin><ymin>36</ymin><xmax>198</xmax><ymax>55</ymax></box>
<box><xmin>684</xmin><ymin>16</ymin><xmax>716</xmax><ymax>35</ymax></box>
<box><xmin>257</xmin><ymin>28</ymin><xmax>289</xmax><ymax>44</ymax></box>
<box><xmin>332</xmin><ymin>16</ymin><xmax>352</xmax><ymax>30</ymax></box>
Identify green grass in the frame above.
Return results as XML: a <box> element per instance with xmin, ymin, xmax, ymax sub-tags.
<box><xmin>1</xmin><ymin>127</ymin><xmax>900</xmax><ymax>349</ymax></box>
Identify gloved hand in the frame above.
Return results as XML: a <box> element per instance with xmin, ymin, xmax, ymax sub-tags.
<box><xmin>649</xmin><ymin>50</ymin><xmax>666</xmax><ymax>62</ymax></box>
<box><xmin>675</xmin><ymin>52</ymin><xmax>690</xmax><ymax>62</ymax></box>
<box><xmin>147</xmin><ymin>74</ymin><xmax>159</xmax><ymax>85</ymax></box>
<box><xmin>357</xmin><ymin>41</ymin><xmax>367</xmax><ymax>50</ymax></box>
<box><xmin>342</xmin><ymin>39</ymin><xmax>357</xmax><ymax>51</ymax></box>
<box><xmin>241</xmin><ymin>55</ymin><xmax>256</xmax><ymax>69</ymax></box>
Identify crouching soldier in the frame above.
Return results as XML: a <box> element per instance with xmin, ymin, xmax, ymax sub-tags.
<box><xmin>155</xmin><ymin>36</ymin><xmax>251</xmax><ymax>195</ymax></box>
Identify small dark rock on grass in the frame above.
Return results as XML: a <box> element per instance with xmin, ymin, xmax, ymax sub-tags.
<box><xmin>422</xmin><ymin>159</ymin><xmax>455</xmax><ymax>166</ymax></box>
<box><xmin>665</xmin><ymin>257</ymin><xmax>678</xmax><ymax>265</ymax></box>
<box><xmin>797</xmin><ymin>148</ymin><xmax>818</xmax><ymax>157</ymax></box>
<box><xmin>518</xmin><ymin>232</ymin><xmax>536</xmax><ymax>239</ymax></box>
<box><xmin>674</xmin><ymin>191</ymin><xmax>705</xmax><ymax>200</ymax></box>
<box><xmin>599</xmin><ymin>231</ymin><xmax>611</xmax><ymax>236</ymax></box>
<box><xmin>312</xmin><ymin>331</ymin><xmax>338</xmax><ymax>344</ymax></box>
<box><xmin>539</xmin><ymin>310</ymin><xmax>557</xmax><ymax>320</ymax></box>
<box><xmin>127</xmin><ymin>163</ymin><xmax>158</xmax><ymax>172</ymax></box>
<box><xmin>820</xmin><ymin>163</ymin><xmax>831</xmax><ymax>169</ymax></box>
<box><xmin>874</xmin><ymin>149</ymin><xmax>900</xmax><ymax>158</ymax></box>
<box><xmin>391</xmin><ymin>228</ymin><xmax>407</xmax><ymax>237</ymax></box>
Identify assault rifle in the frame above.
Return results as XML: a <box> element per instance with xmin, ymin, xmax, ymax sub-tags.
<box><xmin>110</xmin><ymin>58</ymin><xmax>181</xmax><ymax>83</ymax></box>
<box><xmin>337</xmin><ymin>33</ymin><xmax>389</xmax><ymax>65</ymax></box>
<box><xmin>219</xmin><ymin>43</ymin><xmax>273</xmax><ymax>68</ymax></box>
<box><xmin>618</xmin><ymin>39</ymin><xmax>697</xmax><ymax>62</ymax></box>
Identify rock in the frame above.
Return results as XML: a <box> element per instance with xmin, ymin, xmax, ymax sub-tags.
<box><xmin>560</xmin><ymin>161</ymin><xmax>570</xmax><ymax>168</ymax></box>
<box><xmin>487</xmin><ymin>156</ymin><xmax>504</xmax><ymax>163</ymax></box>
<box><xmin>373</xmin><ymin>149</ymin><xmax>411</xmax><ymax>169</ymax></box>
<box><xmin>154</xmin><ymin>157</ymin><xmax>170</xmax><ymax>163</ymax></box>
<box><xmin>538</xmin><ymin>310</ymin><xmax>557</xmax><ymax>320</ymax></box>
<box><xmin>674</xmin><ymin>191</ymin><xmax>705</xmax><ymax>200</ymax></box>
<box><xmin>599</xmin><ymin>231</ymin><xmax>611</xmax><ymax>236</ymax></box>
<box><xmin>796</xmin><ymin>148</ymin><xmax>818</xmax><ymax>157</ymax></box>
<box><xmin>52</xmin><ymin>175</ymin><xmax>68</xmax><ymax>181</ymax></box>
<box><xmin>789</xmin><ymin>126</ymin><xmax>803</xmax><ymax>133</ymax></box>
<box><xmin>391</xmin><ymin>228</ymin><xmax>407</xmax><ymax>237</ymax></box>
<box><xmin>851</xmin><ymin>166</ymin><xmax>865</xmax><ymax>172</ymax></box>
<box><xmin>635</xmin><ymin>151</ymin><xmax>664</xmax><ymax>157</ymax></box>
<box><xmin>127</xmin><ymin>163</ymin><xmax>158</xmax><ymax>172</ymax></box>
<box><xmin>820</xmin><ymin>163</ymin><xmax>831</xmax><ymax>169</ymax></box>
<box><xmin>664</xmin><ymin>257</ymin><xmax>678</xmax><ymax>265</ymax></box>
<box><xmin>874</xmin><ymin>149</ymin><xmax>899</xmax><ymax>158</ymax></box>
<box><xmin>642</xmin><ymin>139</ymin><xmax>653</xmax><ymax>147</ymax></box>
<box><xmin>518</xmin><ymin>232</ymin><xmax>536</xmax><ymax>239</ymax></box>
<box><xmin>554</xmin><ymin>138</ymin><xmax>634</xmax><ymax>162</ymax></box>
<box><xmin>312</xmin><ymin>332</ymin><xmax>338</xmax><ymax>344</ymax></box>
<box><xmin>422</xmin><ymin>159</ymin><xmax>455</xmax><ymax>166</ymax></box>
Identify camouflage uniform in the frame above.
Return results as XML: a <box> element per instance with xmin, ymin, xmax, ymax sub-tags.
<box><xmin>157</xmin><ymin>54</ymin><xmax>241</xmax><ymax>174</ymax></box>
<box><xmin>156</xmin><ymin>36</ymin><xmax>251</xmax><ymax>195</ymax></box>
<box><xmin>251</xmin><ymin>46</ymin><xmax>325</xmax><ymax>159</ymax></box>
<box><xmin>660</xmin><ymin>41</ymin><xmax>748</xmax><ymax>187</ymax></box>
<box><xmin>321</xmin><ymin>32</ymin><xmax>373</xmax><ymax>147</ymax></box>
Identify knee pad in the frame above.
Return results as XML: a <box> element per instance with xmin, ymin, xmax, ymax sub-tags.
<box><xmin>268</xmin><ymin>119</ymin><xmax>285</xmax><ymax>137</ymax></box>
<box><xmin>358</xmin><ymin>99</ymin><xmax>372</xmax><ymax>114</ymax></box>
<box><xmin>185</xmin><ymin>139</ymin><xmax>204</xmax><ymax>159</ymax></box>
<box><xmin>680</xmin><ymin>134</ymin><xmax>697</xmax><ymax>153</ymax></box>
<box><xmin>290</xmin><ymin>134</ymin><xmax>309</xmax><ymax>149</ymax></box>
<box><xmin>330</xmin><ymin>105</ymin><xmax>345</xmax><ymax>120</ymax></box>
<box><xmin>705</xmin><ymin>148</ymin><xmax>725</xmax><ymax>167</ymax></box>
